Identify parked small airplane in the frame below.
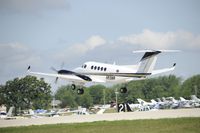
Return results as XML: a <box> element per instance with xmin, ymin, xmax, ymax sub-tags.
<box><xmin>27</xmin><ymin>50</ymin><xmax>178</xmax><ymax>94</ymax></box>
<box><xmin>179</xmin><ymin>97</ymin><xmax>193</xmax><ymax>108</ymax></box>
<box><xmin>191</xmin><ymin>95</ymin><xmax>200</xmax><ymax>107</ymax></box>
<box><xmin>137</xmin><ymin>98</ymin><xmax>159</xmax><ymax>110</ymax></box>
<box><xmin>3</xmin><ymin>107</ymin><xmax>17</xmax><ymax>120</ymax></box>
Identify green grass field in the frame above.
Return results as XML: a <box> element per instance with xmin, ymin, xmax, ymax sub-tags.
<box><xmin>0</xmin><ymin>117</ymin><xmax>200</xmax><ymax>133</ymax></box>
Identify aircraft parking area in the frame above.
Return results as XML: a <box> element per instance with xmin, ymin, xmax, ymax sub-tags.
<box><xmin>0</xmin><ymin>108</ymin><xmax>200</xmax><ymax>128</ymax></box>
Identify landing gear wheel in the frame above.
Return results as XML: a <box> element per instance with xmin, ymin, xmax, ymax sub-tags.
<box><xmin>71</xmin><ymin>84</ymin><xmax>76</xmax><ymax>90</ymax></box>
<box><xmin>120</xmin><ymin>87</ymin><xmax>127</xmax><ymax>93</ymax></box>
<box><xmin>77</xmin><ymin>88</ymin><xmax>84</xmax><ymax>95</ymax></box>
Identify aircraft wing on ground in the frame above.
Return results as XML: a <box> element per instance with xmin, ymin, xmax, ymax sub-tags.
<box><xmin>151</xmin><ymin>63</ymin><xmax>176</xmax><ymax>75</ymax></box>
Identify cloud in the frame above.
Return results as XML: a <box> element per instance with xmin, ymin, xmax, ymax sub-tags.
<box><xmin>0</xmin><ymin>43</ymin><xmax>42</xmax><ymax>83</ymax></box>
<box><xmin>71</xmin><ymin>35</ymin><xmax>107</xmax><ymax>53</ymax></box>
<box><xmin>119</xmin><ymin>29</ymin><xmax>200</xmax><ymax>51</ymax></box>
<box><xmin>55</xmin><ymin>35</ymin><xmax>106</xmax><ymax>63</ymax></box>
<box><xmin>0</xmin><ymin>0</ymin><xmax>70</xmax><ymax>15</ymax></box>
<box><xmin>54</xmin><ymin>30</ymin><xmax>200</xmax><ymax>66</ymax></box>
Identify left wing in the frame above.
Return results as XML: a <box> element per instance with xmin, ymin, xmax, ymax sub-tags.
<box><xmin>27</xmin><ymin>66</ymin><xmax>91</xmax><ymax>82</ymax></box>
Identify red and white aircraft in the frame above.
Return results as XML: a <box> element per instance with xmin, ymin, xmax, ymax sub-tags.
<box><xmin>27</xmin><ymin>50</ymin><xmax>178</xmax><ymax>94</ymax></box>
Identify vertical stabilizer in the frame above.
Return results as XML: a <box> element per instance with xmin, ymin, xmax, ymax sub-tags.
<box><xmin>7</xmin><ymin>106</ymin><xmax>14</xmax><ymax>117</ymax></box>
<box><xmin>137</xmin><ymin>51</ymin><xmax>161</xmax><ymax>73</ymax></box>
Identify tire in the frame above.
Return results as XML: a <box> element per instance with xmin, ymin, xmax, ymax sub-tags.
<box><xmin>120</xmin><ymin>87</ymin><xmax>127</xmax><ymax>93</ymax></box>
<box><xmin>71</xmin><ymin>84</ymin><xmax>76</xmax><ymax>90</ymax></box>
<box><xmin>77</xmin><ymin>88</ymin><xmax>84</xmax><ymax>95</ymax></box>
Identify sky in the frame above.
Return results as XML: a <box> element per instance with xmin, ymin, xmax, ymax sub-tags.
<box><xmin>0</xmin><ymin>0</ymin><xmax>200</xmax><ymax>91</ymax></box>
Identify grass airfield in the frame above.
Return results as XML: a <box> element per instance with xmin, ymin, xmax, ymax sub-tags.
<box><xmin>0</xmin><ymin>117</ymin><xmax>199</xmax><ymax>133</ymax></box>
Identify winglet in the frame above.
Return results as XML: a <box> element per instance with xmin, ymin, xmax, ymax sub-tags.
<box><xmin>27</xmin><ymin>66</ymin><xmax>31</xmax><ymax>72</ymax></box>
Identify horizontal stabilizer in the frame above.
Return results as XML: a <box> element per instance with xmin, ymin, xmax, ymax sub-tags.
<box><xmin>152</xmin><ymin>63</ymin><xmax>176</xmax><ymax>75</ymax></box>
<box><xmin>133</xmin><ymin>50</ymin><xmax>181</xmax><ymax>53</ymax></box>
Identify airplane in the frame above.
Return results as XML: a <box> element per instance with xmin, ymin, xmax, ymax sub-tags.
<box><xmin>137</xmin><ymin>98</ymin><xmax>154</xmax><ymax>106</ymax></box>
<box><xmin>167</xmin><ymin>97</ymin><xmax>179</xmax><ymax>109</ymax></box>
<box><xmin>155</xmin><ymin>98</ymin><xmax>170</xmax><ymax>109</ymax></box>
<box><xmin>3</xmin><ymin>106</ymin><xmax>17</xmax><ymax>120</ymax></box>
<box><xmin>191</xmin><ymin>95</ymin><xmax>200</xmax><ymax>103</ymax></box>
<box><xmin>27</xmin><ymin>50</ymin><xmax>178</xmax><ymax>95</ymax></box>
<box><xmin>191</xmin><ymin>95</ymin><xmax>200</xmax><ymax>107</ymax></box>
<box><xmin>137</xmin><ymin>98</ymin><xmax>159</xmax><ymax>109</ymax></box>
<box><xmin>179</xmin><ymin>95</ymin><xmax>200</xmax><ymax>108</ymax></box>
<box><xmin>179</xmin><ymin>97</ymin><xmax>193</xmax><ymax>108</ymax></box>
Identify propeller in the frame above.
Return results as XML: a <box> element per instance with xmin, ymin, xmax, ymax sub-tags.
<box><xmin>51</xmin><ymin>62</ymin><xmax>65</xmax><ymax>84</ymax></box>
<box><xmin>51</xmin><ymin>67</ymin><xmax>58</xmax><ymax>72</ymax></box>
<box><xmin>50</xmin><ymin>62</ymin><xmax>92</xmax><ymax>83</ymax></box>
<box><xmin>50</xmin><ymin>67</ymin><xmax>59</xmax><ymax>83</ymax></box>
<box><xmin>55</xmin><ymin>77</ymin><xmax>59</xmax><ymax>84</ymax></box>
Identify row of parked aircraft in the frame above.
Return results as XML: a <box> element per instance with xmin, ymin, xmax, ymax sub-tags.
<box><xmin>128</xmin><ymin>95</ymin><xmax>200</xmax><ymax>111</ymax></box>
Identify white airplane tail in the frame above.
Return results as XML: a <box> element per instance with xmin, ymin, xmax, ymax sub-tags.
<box><xmin>7</xmin><ymin>106</ymin><xmax>14</xmax><ymax>117</ymax></box>
<box><xmin>134</xmin><ymin>50</ymin><xmax>180</xmax><ymax>74</ymax></box>
<box><xmin>137</xmin><ymin>98</ymin><xmax>147</xmax><ymax>105</ymax></box>
<box><xmin>136</xmin><ymin>51</ymin><xmax>160</xmax><ymax>73</ymax></box>
<box><xmin>191</xmin><ymin>95</ymin><xmax>200</xmax><ymax>101</ymax></box>
<box><xmin>180</xmin><ymin>97</ymin><xmax>186</xmax><ymax>101</ymax></box>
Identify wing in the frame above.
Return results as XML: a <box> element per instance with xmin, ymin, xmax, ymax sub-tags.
<box><xmin>151</xmin><ymin>63</ymin><xmax>176</xmax><ymax>75</ymax></box>
<box><xmin>27</xmin><ymin>66</ymin><xmax>89</xmax><ymax>82</ymax></box>
<box><xmin>28</xmin><ymin>71</ymin><xmax>84</xmax><ymax>82</ymax></box>
<box><xmin>80</xmin><ymin>72</ymin><xmax>151</xmax><ymax>78</ymax></box>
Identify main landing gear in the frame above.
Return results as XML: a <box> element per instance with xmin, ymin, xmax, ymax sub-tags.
<box><xmin>71</xmin><ymin>84</ymin><xmax>84</xmax><ymax>95</ymax></box>
<box><xmin>71</xmin><ymin>84</ymin><xmax>127</xmax><ymax>95</ymax></box>
<box><xmin>120</xmin><ymin>87</ymin><xmax>127</xmax><ymax>93</ymax></box>
<box><xmin>77</xmin><ymin>88</ymin><xmax>84</xmax><ymax>95</ymax></box>
<box><xmin>71</xmin><ymin>84</ymin><xmax>76</xmax><ymax>90</ymax></box>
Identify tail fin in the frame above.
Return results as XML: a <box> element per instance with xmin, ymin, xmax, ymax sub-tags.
<box><xmin>136</xmin><ymin>50</ymin><xmax>161</xmax><ymax>73</ymax></box>
<box><xmin>7</xmin><ymin>106</ymin><xmax>14</xmax><ymax>117</ymax></box>
<box><xmin>137</xmin><ymin>98</ymin><xmax>147</xmax><ymax>105</ymax></box>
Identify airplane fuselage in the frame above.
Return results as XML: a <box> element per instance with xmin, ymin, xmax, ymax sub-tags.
<box><xmin>73</xmin><ymin>61</ymin><xmax>140</xmax><ymax>84</ymax></box>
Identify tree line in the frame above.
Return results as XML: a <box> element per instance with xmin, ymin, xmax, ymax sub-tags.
<box><xmin>0</xmin><ymin>75</ymin><xmax>200</xmax><ymax>112</ymax></box>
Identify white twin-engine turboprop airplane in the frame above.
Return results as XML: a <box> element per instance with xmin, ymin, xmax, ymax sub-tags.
<box><xmin>27</xmin><ymin>50</ymin><xmax>178</xmax><ymax>95</ymax></box>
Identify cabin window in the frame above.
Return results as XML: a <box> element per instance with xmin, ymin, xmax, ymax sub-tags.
<box><xmin>84</xmin><ymin>64</ymin><xmax>87</xmax><ymax>68</ymax></box>
<box><xmin>94</xmin><ymin>66</ymin><xmax>97</xmax><ymax>70</ymax></box>
<box><xmin>101</xmin><ymin>67</ymin><xmax>103</xmax><ymax>71</ymax></box>
<box><xmin>98</xmin><ymin>66</ymin><xmax>100</xmax><ymax>70</ymax></box>
<box><xmin>91</xmin><ymin>66</ymin><xmax>94</xmax><ymax>69</ymax></box>
<box><xmin>116</xmin><ymin>69</ymin><xmax>119</xmax><ymax>73</ymax></box>
<box><xmin>104</xmin><ymin>68</ymin><xmax>107</xmax><ymax>71</ymax></box>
